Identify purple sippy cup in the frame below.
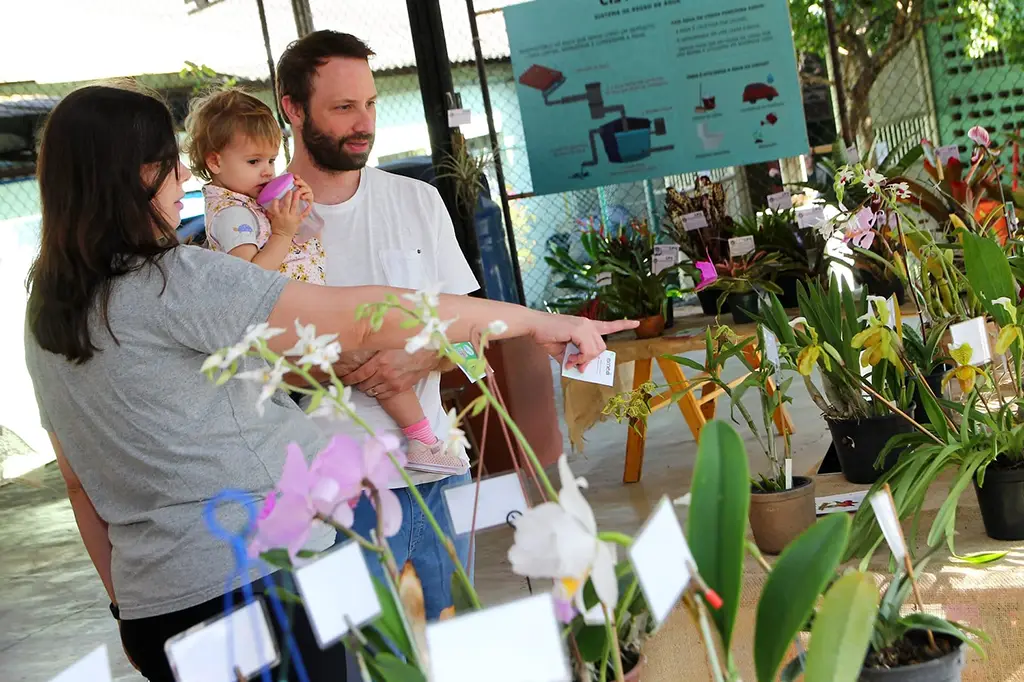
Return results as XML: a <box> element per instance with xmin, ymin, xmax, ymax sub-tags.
<box><xmin>257</xmin><ymin>173</ymin><xmax>324</xmax><ymax>244</ymax></box>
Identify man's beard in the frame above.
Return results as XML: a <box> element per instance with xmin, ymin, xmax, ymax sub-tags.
<box><xmin>302</xmin><ymin>116</ymin><xmax>374</xmax><ymax>172</ymax></box>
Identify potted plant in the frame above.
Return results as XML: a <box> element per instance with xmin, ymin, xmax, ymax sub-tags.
<box><xmin>704</xmin><ymin>251</ymin><xmax>785</xmax><ymax>324</ymax></box>
<box><xmin>731</xmin><ymin>208</ymin><xmax>815</xmax><ymax>307</ymax></box>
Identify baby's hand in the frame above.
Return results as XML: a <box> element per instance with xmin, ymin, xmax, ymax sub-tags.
<box><xmin>292</xmin><ymin>175</ymin><xmax>315</xmax><ymax>205</ymax></box>
<box><xmin>266</xmin><ymin>190</ymin><xmax>311</xmax><ymax>239</ymax></box>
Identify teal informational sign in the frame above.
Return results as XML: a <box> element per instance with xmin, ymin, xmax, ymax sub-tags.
<box><xmin>504</xmin><ymin>0</ymin><xmax>810</xmax><ymax>196</ymax></box>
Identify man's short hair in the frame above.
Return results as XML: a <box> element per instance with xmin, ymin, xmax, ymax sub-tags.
<box><xmin>183</xmin><ymin>89</ymin><xmax>281</xmax><ymax>181</ymax></box>
<box><xmin>276</xmin><ymin>31</ymin><xmax>375</xmax><ymax>114</ymax></box>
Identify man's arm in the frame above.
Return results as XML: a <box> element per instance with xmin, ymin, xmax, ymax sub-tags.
<box><xmin>50</xmin><ymin>433</ymin><xmax>116</xmax><ymax>604</ymax></box>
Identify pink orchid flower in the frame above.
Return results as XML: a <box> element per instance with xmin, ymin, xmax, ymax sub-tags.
<box><xmin>695</xmin><ymin>260</ymin><xmax>718</xmax><ymax>290</ymax></box>
<box><xmin>968</xmin><ymin>126</ymin><xmax>990</xmax><ymax>148</ymax></box>
<box><xmin>843</xmin><ymin>208</ymin><xmax>876</xmax><ymax>249</ymax></box>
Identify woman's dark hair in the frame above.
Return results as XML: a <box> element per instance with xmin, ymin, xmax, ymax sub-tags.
<box><xmin>27</xmin><ymin>84</ymin><xmax>181</xmax><ymax>364</ymax></box>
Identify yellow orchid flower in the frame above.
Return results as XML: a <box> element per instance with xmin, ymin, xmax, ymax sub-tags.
<box><xmin>942</xmin><ymin>343</ymin><xmax>985</xmax><ymax>393</ymax></box>
<box><xmin>995</xmin><ymin>325</ymin><xmax>1021</xmax><ymax>355</ymax></box>
<box><xmin>852</xmin><ymin>325</ymin><xmax>903</xmax><ymax>373</ymax></box>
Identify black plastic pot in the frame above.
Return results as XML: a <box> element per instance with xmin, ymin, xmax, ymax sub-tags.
<box><xmin>728</xmin><ymin>291</ymin><xmax>759</xmax><ymax>324</ymax></box>
<box><xmin>859</xmin><ymin>633</ymin><xmax>965</xmax><ymax>681</ymax></box>
<box><xmin>697</xmin><ymin>288</ymin><xmax>727</xmax><ymax>316</ymax></box>
<box><xmin>778</xmin><ymin>275</ymin><xmax>800</xmax><ymax>309</ymax></box>
<box><xmin>857</xmin><ymin>269</ymin><xmax>906</xmax><ymax>305</ymax></box>
<box><xmin>825</xmin><ymin>412</ymin><xmax>916</xmax><ymax>484</ymax></box>
<box><xmin>913</xmin><ymin>365</ymin><xmax>948</xmax><ymax>424</ymax></box>
<box><xmin>973</xmin><ymin>463</ymin><xmax>1024</xmax><ymax>541</ymax></box>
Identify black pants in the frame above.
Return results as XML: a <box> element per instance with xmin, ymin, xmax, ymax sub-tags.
<box><xmin>119</xmin><ymin>579</ymin><xmax>347</xmax><ymax>682</ymax></box>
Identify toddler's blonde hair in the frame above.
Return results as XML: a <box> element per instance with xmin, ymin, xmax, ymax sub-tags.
<box><xmin>183</xmin><ymin>89</ymin><xmax>282</xmax><ymax>181</ymax></box>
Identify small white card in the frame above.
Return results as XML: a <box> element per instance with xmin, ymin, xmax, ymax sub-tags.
<box><xmin>165</xmin><ymin>600</ymin><xmax>279</xmax><ymax>682</ymax></box>
<box><xmin>767</xmin><ymin>191</ymin><xmax>793</xmax><ymax>211</ymax></box>
<box><xmin>729</xmin><ymin>235</ymin><xmax>756</xmax><ymax>258</ymax></box>
<box><xmin>1007</xmin><ymin>202</ymin><xmax>1020</xmax><ymax>230</ymax></box>
<box><xmin>447</xmin><ymin>108</ymin><xmax>472</xmax><ymax>127</ymax></box>
<box><xmin>761</xmin><ymin>327</ymin><xmax>781</xmax><ymax>369</ymax></box>
<box><xmin>845</xmin><ymin>144</ymin><xmax>860</xmax><ymax>164</ymax></box>
<box><xmin>874</xmin><ymin>140</ymin><xmax>890</xmax><ymax>165</ymax></box>
<box><xmin>869</xmin><ymin>491</ymin><xmax>907</xmax><ymax>564</ymax></box>
<box><xmin>797</xmin><ymin>206</ymin><xmax>826</xmax><ymax>230</ymax></box>
<box><xmin>595</xmin><ymin>271</ymin><xmax>613</xmax><ymax>287</ymax></box>
<box><xmin>697</xmin><ymin>169</ymin><xmax>712</xmax><ymax>179</ymax></box>
<box><xmin>885</xmin><ymin>294</ymin><xmax>898</xmax><ymax>329</ymax></box>
<box><xmin>815</xmin><ymin>490</ymin><xmax>867</xmax><ymax>515</ymax></box>
<box><xmin>426</xmin><ymin>594</ymin><xmax>570</xmax><ymax>682</ymax></box>
<box><xmin>451</xmin><ymin>341</ymin><xmax>487</xmax><ymax>383</ymax></box>
<box><xmin>950</xmin><ymin>316</ymin><xmax>992</xmax><ymax>365</ymax></box>
<box><xmin>683</xmin><ymin>211</ymin><xmax>709</xmax><ymax>231</ymax></box>
<box><xmin>936</xmin><ymin>144</ymin><xmax>960</xmax><ymax>166</ymax></box>
<box><xmin>562</xmin><ymin>342</ymin><xmax>616</xmax><ymax>386</ymax></box>
<box><xmin>652</xmin><ymin>244</ymin><xmax>680</xmax><ymax>274</ymax></box>
<box><xmin>629</xmin><ymin>496</ymin><xmax>694</xmax><ymax>624</ymax></box>
<box><xmin>294</xmin><ymin>542</ymin><xmax>382</xmax><ymax>648</ymax></box>
<box><xmin>50</xmin><ymin>646</ymin><xmax>112</xmax><ymax>682</ymax></box>
<box><xmin>784</xmin><ymin>459</ymin><xmax>793</xmax><ymax>489</ymax></box>
<box><xmin>444</xmin><ymin>472</ymin><xmax>529</xmax><ymax>535</ymax></box>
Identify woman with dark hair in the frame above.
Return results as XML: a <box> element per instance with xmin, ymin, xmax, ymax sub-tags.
<box><xmin>24</xmin><ymin>84</ymin><xmax>633</xmax><ymax>682</ymax></box>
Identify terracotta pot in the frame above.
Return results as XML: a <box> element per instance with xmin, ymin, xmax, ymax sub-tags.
<box><xmin>748</xmin><ymin>476</ymin><xmax>816</xmax><ymax>554</ymax></box>
<box><xmin>635</xmin><ymin>315</ymin><xmax>666</xmax><ymax>339</ymax></box>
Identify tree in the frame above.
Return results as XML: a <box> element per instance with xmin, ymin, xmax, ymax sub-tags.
<box><xmin>788</xmin><ymin>0</ymin><xmax>1024</xmax><ymax>144</ymax></box>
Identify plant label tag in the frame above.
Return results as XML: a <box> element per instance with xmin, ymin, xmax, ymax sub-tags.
<box><xmin>936</xmin><ymin>144</ymin><xmax>960</xmax><ymax>166</ymax></box>
<box><xmin>683</xmin><ymin>211</ymin><xmax>709</xmax><ymax>231</ymax></box>
<box><xmin>451</xmin><ymin>341</ymin><xmax>487</xmax><ymax>383</ymax></box>
<box><xmin>629</xmin><ymin>496</ymin><xmax>695</xmax><ymax>625</ymax></box>
<box><xmin>797</xmin><ymin>206</ymin><xmax>826</xmax><ymax>230</ymax></box>
<box><xmin>874</xmin><ymin>140</ymin><xmax>890</xmax><ymax>165</ymax></box>
<box><xmin>562</xmin><ymin>342</ymin><xmax>616</xmax><ymax>386</ymax></box>
<box><xmin>50</xmin><ymin>646</ymin><xmax>112</xmax><ymax>682</ymax></box>
<box><xmin>697</xmin><ymin>169</ymin><xmax>712</xmax><ymax>179</ymax></box>
<box><xmin>426</xmin><ymin>594</ymin><xmax>571</xmax><ymax>682</ymax></box>
<box><xmin>1007</xmin><ymin>202</ymin><xmax>1020</xmax><ymax>230</ymax></box>
<box><xmin>595</xmin><ymin>271</ymin><xmax>613</xmax><ymax>287</ymax></box>
<box><xmin>729</xmin><ymin>235</ymin><xmax>756</xmax><ymax>258</ymax></box>
<box><xmin>165</xmin><ymin>600</ymin><xmax>279</xmax><ymax>682</ymax></box>
<box><xmin>950</xmin><ymin>316</ymin><xmax>992</xmax><ymax>365</ymax></box>
<box><xmin>869</xmin><ymin>491</ymin><xmax>907</xmax><ymax>563</ymax></box>
<box><xmin>785</xmin><ymin>458</ymin><xmax>793</xmax><ymax>490</ymax></box>
<box><xmin>767</xmin><ymin>191</ymin><xmax>793</xmax><ymax>211</ymax></box>
<box><xmin>444</xmin><ymin>472</ymin><xmax>529</xmax><ymax>535</ymax></box>
<box><xmin>652</xmin><ymin>244</ymin><xmax>680</xmax><ymax>274</ymax></box>
<box><xmin>815</xmin><ymin>490</ymin><xmax>867</xmax><ymax>515</ymax></box>
<box><xmin>294</xmin><ymin>542</ymin><xmax>382</xmax><ymax>648</ymax></box>
<box><xmin>845</xmin><ymin>144</ymin><xmax>860</xmax><ymax>164</ymax></box>
<box><xmin>447</xmin><ymin>108</ymin><xmax>472</xmax><ymax>127</ymax></box>
<box><xmin>886</xmin><ymin>294</ymin><xmax>898</xmax><ymax>329</ymax></box>
<box><xmin>761</xmin><ymin>326</ymin><xmax>781</xmax><ymax>368</ymax></box>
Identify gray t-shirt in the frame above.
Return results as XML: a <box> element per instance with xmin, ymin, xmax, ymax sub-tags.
<box><xmin>24</xmin><ymin>246</ymin><xmax>334</xmax><ymax>619</ymax></box>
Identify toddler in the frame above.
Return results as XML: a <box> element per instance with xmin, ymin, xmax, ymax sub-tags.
<box><xmin>184</xmin><ymin>89</ymin><xmax>467</xmax><ymax>475</ymax></box>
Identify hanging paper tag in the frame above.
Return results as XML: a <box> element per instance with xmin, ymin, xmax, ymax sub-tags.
<box><xmin>767</xmin><ymin>191</ymin><xmax>793</xmax><ymax>211</ymax></box>
<box><xmin>165</xmin><ymin>600</ymin><xmax>280</xmax><ymax>682</ymax></box>
<box><xmin>294</xmin><ymin>542</ymin><xmax>383</xmax><ymax>648</ymax></box>
<box><xmin>628</xmin><ymin>496</ymin><xmax>695</xmax><ymax>625</ymax></box>
<box><xmin>874</xmin><ymin>140</ymin><xmax>890</xmax><ymax>165</ymax></box>
<box><xmin>949</xmin><ymin>316</ymin><xmax>992</xmax><ymax>365</ymax></box>
<box><xmin>50</xmin><ymin>646</ymin><xmax>112</xmax><ymax>682</ymax></box>
<box><xmin>935</xmin><ymin>144</ymin><xmax>960</xmax><ymax>166</ymax></box>
<box><xmin>447</xmin><ymin>108</ymin><xmax>472</xmax><ymax>127</ymax></box>
<box><xmin>652</xmin><ymin>244</ymin><xmax>680</xmax><ymax>274</ymax></box>
<box><xmin>451</xmin><ymin>341</ymin><xmax>487</xmax><ymax>382</ymax></box>
<box><xmin>797</xmin><ymin>206</ymin><xmax>826</xmax><ymax>230</ymax></box>
<box><xmin>444</xmin><ymin>472</ymin><xmax>530</xmax><ymax>535</ymax></box>
<box><xmin>845</xmin><ymin>144</ymin><xmax>860</xmax><ymax>164</ymax></box>
<box><xmin>729</xmin><ymin>235</ymin><xmax>756</xmax><ymax>258</ymax></box>
<box><xmin>595</xmin><ymin>271</ymin><xmax>612</xmax><ymax>287</ymax></box>
<box><xmin>869</xmin><ymin>490</ymin><xmax>907</xmax><ymax>563</ymax></box>
<box><xmin>683</xmin><ymin>211</ymin><xmax>709</xmax><ymax>231</ymax></box>
<box><xmin>426</xmin><ymin>594</ymin><xmax>571</xmax><ymax>682</ymax></box>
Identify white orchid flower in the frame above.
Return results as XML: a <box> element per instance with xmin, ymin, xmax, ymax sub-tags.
<box><xmin>402</xmin><ymin>283</ymin><xmax>443</xmax><ymax>310</ymax></box>
<box><xmin>284</xmin><ymin>321</ymin><xmax>341</xmax><ymax>370</ymax></box>
<box><xmin>446</xmin><ymin>408</ymin><xmax>472</xmax><ymax>452</ymax></box>
<box><xmin>508</xmin><ymin>455</ymin><xmax>619</xmax><ymax>624</ymax></box>
<box><xmin>310</xmin><ymin>385</ymin><xmax>356</xmax><ymax>421</ymax></box>
<box><xmin>404</xmin><ymin>317</ymin><xmax>453</xmax><ymax>354</ymax></box>
<box><xmin>836</xmin><ymin>167</ymin><xmax>855</xmax><ymax>185</ymax></box>
<box><xmin>236</xmin><ymin>357</ymin><xmax>287</xmax><ymax>415</ymax></box>
<box><xmin>487</xmin><ymin>320</ymin><xmax>509</xmax><ymax>335</ymax></box>
<box><xmin>788</xmin><ymin>317</ymin><xmax>808</xmax><ymax>328</ymax></box>
<box><xmin>242</xmin><ymin>322</ymin><xmax>285</xmax><ymax>347</ymax></box>
<box><xmin>890</xmin><ymin>182</ymin><xmax>912</xmax><ymax>200</ymax></box>
<box><xmin>992</xmin><ymin>297</ymin><xmax>1017</xmax><ymax>324</ymax></box>
<box><xmin>202</xmin><ymin>341</ymin><xmax>249</xmax><ymax>372</ymax></box>
<box><xmin>862</xmin><ymin>168</ymin><xmax>886</xmax><ymax>195</ymax></box>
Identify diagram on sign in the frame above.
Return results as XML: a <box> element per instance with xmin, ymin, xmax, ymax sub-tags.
<box><xmin>517</xmin><ymin>64</ymin><xmax>674</xmax><ymax>180</ymax></box>
<box><xmin>742</xmin><ymin>74</ymin><xmax>780</xmax><ymax>146</ymax></box>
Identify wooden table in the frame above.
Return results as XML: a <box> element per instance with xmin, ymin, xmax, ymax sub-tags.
<box><xmin>561</xmin><ymin>313</ymin><xmax>795</xmax><ymax>483</ymax></box>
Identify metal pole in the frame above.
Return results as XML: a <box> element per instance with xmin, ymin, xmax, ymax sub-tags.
<box><xmin>465</xmin><ymin>0</ymin><xmax>527</xmax><ymax>306</ymax></box>
<box><xmin>823</xmin><ymin>0</ymin><xmax>851</xmax><ymax>146</ymax></box>
<box><xmin>290</xmin><ymin>0</ymin><xmax>316</xmax><ymax>38</ymax></box>
<box><xmin>254</xmin><ymin>0</ymin><xmax>291</xmax><ymax>163</ymax></box>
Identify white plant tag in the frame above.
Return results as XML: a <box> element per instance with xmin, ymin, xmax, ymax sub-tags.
<box><xmin>767</xmin><ymin>191</ymin><xmax>793</xmax><ymax>211</ymax></box>
<box><xmin>628</xmin><ymin>496</ymin><xmax>694</xmax><ymax>625</ymax></box>
<box><xmin>886</xmin><ymin>294</ymin><xmax>898</xmax><ymax>329</ymax></box>
<box><xmin>785</xmin><ymin>458</ymin><xmax>793</xmax><ymax>490</ymax></box>
<box><xmin>447</xmin><ymin>108</ymin><xmax>472</xmax><ymax>127</ymax></box>
<box><xmin>874</xmin><ymin>140</ymin><xmax>890</xmax><ymax>165</ymax></box>
<box><xmin>797</xmin><ymin>206</ymin><xmax>826</xmax><ymax>230</ymax></box>
<box><xmin>294</xmin><ymin>542</ymin><xmax>382</xmax><ymax>648</ymax></box>
<box><xmin>845</xmin><ymin>144</ymin><xmax>860</xmax><ymax>164</ymax></box>
<box><xmin>1007</xmin><ymin>202</ymin><xmax>1020</xmax><ymax>230</ymax></box>
<box><xmin>949</xmin><ymin>316</ymin><xmax>992</xmax><ymax>365</ymax></box>
<box><xmin>729</xmin><ymin>235</ymin><xmax>756</xmax><ymax>258</ymax></box>
<box><xmin>652</xmin><ymin>244</ymin><xmax>680</xmax><ymax>274</ymax></box>
<box><xmin>165</xmin><ymin>600</ymin><xmax>279</xmax><ymax>682</ymax></box>
<box><xmin>595</xmin><ymin>271</ymin><xmax>613</xmax><ymax>287</ymax></box>
<box><xmin>815</xmin><ymin>490</ymin><xmax>868</xmax><ymax>515</ymax></box>
<box><xmin>562</xmin><ymin>342</ymin><xmax>616</xmax><ymax>386</ymax></box>
<box><xmin>869</xmin><ymin>491</ymin><xmax>907</xmax><ymax>563</ymax></box>
<box><xmin>683</xmin><ymin>211</ymin><xmax>709</xmax><ymax>231</ymax></box>
<box><xmin>426</xmin><ymin>594</ymin><xmax>571</xmax><ymax>682</ymax></box>
<box><xmin>444</xmin><ymin>472</ymin><xmax>529</xmax><ymax>535</ymax></box>
<box><xmin>936</xmin><ymin>144</ymin><xmax>960</xmax><ymax>166</ymax></box>
<box><xmin>50</xmin><ymin>646</ymin><xmax>112</xmax><ymax>682</ymax></box>
<box><xmin>697</xmin><ymin>169</ymin><xmax>712</xmax><ymax>179</ymax></box>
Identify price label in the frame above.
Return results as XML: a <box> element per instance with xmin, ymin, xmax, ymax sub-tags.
<box><xmin>595</xmin><ymin>271</ymin><xmax>612</xmax><ymax>287</ymax></box>
<box><xmin>797</xmin><ymin>206</ymin><xmax>826</xmax><ymax>230</ymax></box>
<box><xmin>874</xmin><ymin>140</ymin><xmax>890</xmax><ymax>165</ymax></box>
<box><xmin>845</xmin><ymin>144</ymin><xmax>860</xmax><ymax>164</ymax></box>
<box><xmin>766</xmin><ymin>191</ymin><xmax>793</xmax><ymax>211</ymax></box>
<box><xmin>936</xmin><ymin>144</ymin><xmax>960</xmax><ymax>166</ymax></box>
<box><xmin>683</xmin><ymin>211</ymin><xmax>708</xmax><ymax>231</ymax></box>
<box><xmin>447</xmin><ymin>108</ymin><xmax>472</xmax><ymax>127</ymax></box>
<box><xmin>728</xmin><ymin>235</ymin><xmax>755</xmax><ymax>258</ymax></box>
<box><xmin>652</xmin><ymin>244</ymin><xmax>680</xmax><ymax>274</ymax></box>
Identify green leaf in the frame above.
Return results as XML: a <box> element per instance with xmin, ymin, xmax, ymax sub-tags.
<box><xmin>371</xmin><ymin>577</ymin><xmax>415</xmax><ymax>660</ymax></box>
<box><xmin>364</xmin><ymin>652</ymin><xmax>428</xmax><ymax>682</ymax></box>
<box><xmin>754</xmin><ymin>514</ymin><xmax>851</xmax><ymax>682</ymax></box>
<box><xmin>804</xmin><ymin>572</ymin><xmax>879</xmax><ymax>682</ymax></box>
<box><xmin>468</xmin><ymin>395</ymin><xmax>488</xmax><ymax>417</ymax></box>
<box><xmin>259</xmin><ymin>549</ymin><xmax>293</xmax><ymax>571</ymax></box>
<box><xmin>686</xmin><ymin>420</ymin><xmax>750</xmax><ymax>652</ymax></box>
<box><xmin>575</xmin><ymin>623</ymin><xmax>608</xmax><ymax>662</ymax></box>
<box><xmin>899</xmin><ymin>612</ymin><xmax>987</xmax><ymax>657</ymax></box>
<box><xmin>662</xmin><ymin>354</ymin><xmax>707</xmax><ymax>373</ymax></box>
<box><xmin>914</xmin><ymin>374</ymin><xmax>949</xmax><ymax>441</ymax></box>
<box><xmin>266</xmin><ymin>585</ymin><xmax>303</xmax><ymax>605</ymax></box>
<box><xmin>962</xmin><ymin>230</ymin><xmax>1015</xmax><ymax>322</ymax></box>
<box><xmin>450</xmin><ymin>571</ymin><xmax>479</xmax><ymax>613</ymax></box>
<box><xmin>952</xmin><ymin>550</ymin><xmax>1009</xmax><ymax>565</ymax></box>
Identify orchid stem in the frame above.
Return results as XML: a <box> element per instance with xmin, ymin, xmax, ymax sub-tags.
<box><xmin>604</xmin><ymin>605</ymin><xmax>626</xmax><ymax>682</ymax></box>
<box><xmin>598</xmin><ymin>531</ymin><xmax>635</xmax><ymax>548</ymax></box>
<box><xmin>317</xmin><ymin>514</ymin><xmax>384</xmax><ymax>554</ymax></box>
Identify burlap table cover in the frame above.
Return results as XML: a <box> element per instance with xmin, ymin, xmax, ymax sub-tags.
<box><xmin>640</xmin><ymin>473</ymin><xmax>1024</xmax><ymax>681</ymax></box>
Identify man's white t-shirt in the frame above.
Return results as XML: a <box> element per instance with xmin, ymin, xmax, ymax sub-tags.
<box><xmin>312</xmin><ymin>166</ymin><xmax>479</xmax><ymax>488</ymax></box>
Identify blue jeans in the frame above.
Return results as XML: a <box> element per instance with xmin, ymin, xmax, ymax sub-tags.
<box><xmin>340</xmin><ymin>472</ymin><xmax>473</xmax><ymax>619</ymax></box>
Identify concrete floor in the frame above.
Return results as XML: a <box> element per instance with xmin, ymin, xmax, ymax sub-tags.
<box><xmin>0</xmin><ymin>336</ymin><xmax>830</xmax><ymax>681</ymax></box>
